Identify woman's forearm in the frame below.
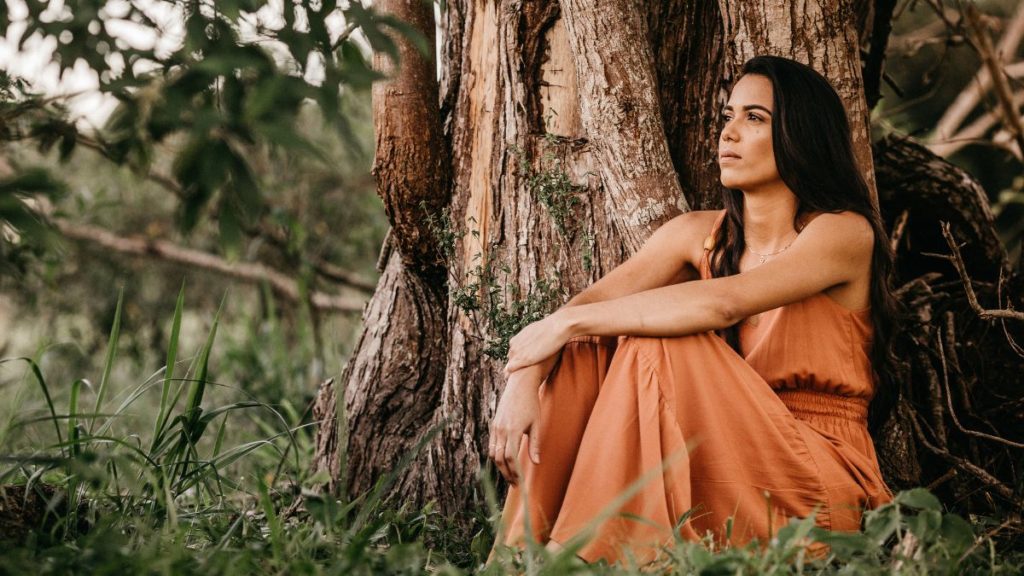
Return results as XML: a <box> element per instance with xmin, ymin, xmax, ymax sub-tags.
<box><xmin>562</xmin><ymin>279</ymin><xmax>733</xmax><ymax>338</ymax></box>
<box><xmin>512</xmin><ymin>270</ymin><xmax>698</xmax><ymax>386</ymax></box>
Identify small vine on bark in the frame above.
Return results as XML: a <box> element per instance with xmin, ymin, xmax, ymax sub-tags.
<box><xmin>421</xmin><ymin>203</ymin><xmax>563</xmax><ymax>361</ymax></box>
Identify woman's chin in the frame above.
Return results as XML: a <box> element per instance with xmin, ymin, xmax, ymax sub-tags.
<box><xmin>720</xmin><ymin>176</ymin><xmax>745</xmax><ymax>189</ymax></box>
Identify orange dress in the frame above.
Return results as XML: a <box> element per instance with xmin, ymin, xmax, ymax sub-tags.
<box><xmin>492</xmin><ymin>209</ymin><xmax>893</xmax><ymax>565</ymax></box>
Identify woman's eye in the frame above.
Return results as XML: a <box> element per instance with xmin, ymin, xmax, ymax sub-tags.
<box><xmin>748</xmin><ymin>113</ymin><xmax>762</xmax><ymax>122</ymax></box>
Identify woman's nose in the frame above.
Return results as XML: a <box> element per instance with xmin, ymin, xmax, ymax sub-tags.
<box><xmin>720</xmin><ymin>121</ymin><xmax>737</xmax><ymax>142</ymax></box>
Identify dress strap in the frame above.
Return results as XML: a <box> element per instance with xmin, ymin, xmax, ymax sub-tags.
<box><xmin>699</xmin><ymin>210</ymin><xmax>728</xmax><ymax>280</ymax></box>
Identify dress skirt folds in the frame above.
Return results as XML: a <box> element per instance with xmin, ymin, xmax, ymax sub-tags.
<box><xmin>491</xmin><ymin>209</ymin><xmax>893</xmax><ymax>565</ymax></box>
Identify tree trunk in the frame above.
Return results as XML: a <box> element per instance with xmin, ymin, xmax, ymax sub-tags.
<box><xmin>304</xmin><ymin>0</ymin><xmax>1023</xmax><ymax>534</ymax></box>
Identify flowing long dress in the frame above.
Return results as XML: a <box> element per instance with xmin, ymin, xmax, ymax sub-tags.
<box><xmin>491</xmin><ymin>209</ymin><xmax>893</xmax><ymax>565</ymax></box>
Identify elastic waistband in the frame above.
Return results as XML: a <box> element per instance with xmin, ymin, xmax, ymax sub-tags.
<box><xmin>775</xmin><ymin>389</ymin><xmax>869</xmax><ymax>422</ymax></box>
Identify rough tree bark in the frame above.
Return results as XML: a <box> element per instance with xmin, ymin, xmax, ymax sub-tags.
<box><xmin>303</xmin><ymin>0</ymin><xmax>450</xmax><ymax>503</ymax></box>
<box><xmin>304</xmin><ymin>0</ymin><xmax>1024</xmax><ymax>538</ymax></box>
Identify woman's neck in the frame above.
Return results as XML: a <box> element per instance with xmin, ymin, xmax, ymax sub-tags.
<box><xmin>741</xmin><ymin>186</ymin><xmax>802</xmax><ymax>252</ymax></box>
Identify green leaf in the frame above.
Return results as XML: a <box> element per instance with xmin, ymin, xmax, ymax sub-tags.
<box><xmin>217</xmin><ymin>196</ymin><xmax>243</xmax><ymax>258</ymax></box>
<box><xmin>939</xmin><ymin>513</ymin><xmax>976</xmax><ymax>554</ymax></box>
<box><xmin>896</xmin><ymin>487</ymin><xmax>942</xmax><ymax>511</ymax></box>
<box><xmin>907</xmin><ymin>508</ymin><xmax>942</xmax><ymax>542</ymax></box>
<box><xmin>864</xmin><ymin>504</ymin><xmax>900</xmax><ymax>544</ymax></box>
<box><xmin>809</xmin><ymin>526</ymin><xmax>874</xmax><ymax>557</ymax></box>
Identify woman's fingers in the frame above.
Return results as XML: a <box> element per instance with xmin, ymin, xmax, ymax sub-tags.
<box><xmin>492</xmin><ymin>429</ymin><xmax>512</xmax><ymax>484</ymax></box>
<box><xmin>487</xmin><ymin>428</ymin><xmax>499</xmax><ymax>473</ymax></box>
<box><xmin>504</xmin><ymin>357</ymin><xmax>525</xmax><ymax>375</ymax></box>
<box><xmin>504</xmin><ymin>434</ymin><xmax>521</xmax><ymax>484</ymax></box>
<box><xmin>489</xmin><ymin>427</ymin><xmax>528</xmax><ymax>485</ymax></box>
<box><xmin>527</xmin><ymin>423</ymin><xmax>541</xmax><ymax>465</ymax></box>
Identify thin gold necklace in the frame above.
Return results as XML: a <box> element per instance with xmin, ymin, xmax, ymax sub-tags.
<box><xmin>743</xmin><ymin>222</ymin><xmax>804</xmax><ymax>326</ymax></box>
<box><xmin>745</xmin><ymin>240</ymin><xmax>795</xmax><ymax>265</ymax></box>
<box><xmin>745</xmin><ymin>221</ymin><xmax>805</xmax><ymax>265</ymax></box>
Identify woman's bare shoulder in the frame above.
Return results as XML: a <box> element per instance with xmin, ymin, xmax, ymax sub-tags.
<box><xmin>662</xmin><ymin>209</ymin><xmax>723</xmax><ymax>231</ymax></box>
<box><xmin>655</xmin><ymin>210</ymin><xmax>724</xmax><ymax>268</ymax></box>
<box><xmin>804</xmin><ymin>211</ymin><xmax>874</xmax><ymax>249</ymax></box>
<box><xmin>663</xmin><ymin>209</ymin><xmax>723</xmax><ymax>240</ymax></box>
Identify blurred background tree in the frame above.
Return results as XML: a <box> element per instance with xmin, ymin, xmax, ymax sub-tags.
<box><xmin>0</xmin><ymin>0</ymin><xmax>402</xmax><ymax>416</ymax></box>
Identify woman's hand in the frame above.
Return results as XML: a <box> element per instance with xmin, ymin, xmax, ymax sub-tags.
<box><xmin>503</xmin><ymin>310</ymin><xmax>573</xmax><ymax>376</ymax></box>
<box><xmin>488</xmin><ymin>367</ymin><xmax>545</xmax><ymax>485</ymax></box>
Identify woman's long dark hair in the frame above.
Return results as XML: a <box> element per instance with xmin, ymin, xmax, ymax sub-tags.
<box><xmin>710</xmin><ymin>56</ymin><xmax>903</xmax><ymax>429</ymax></box>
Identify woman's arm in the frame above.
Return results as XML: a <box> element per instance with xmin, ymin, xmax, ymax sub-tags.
<box><xmin>509</xmin><ymin>210</ymin><xmax>709</xmax><ymax>382</ymax></box>
<box><xmin>504</xmin><ymin>211</ymin><xmax>874</xmax><ymax>372</ymax></box>
<box><xmin>561</xmin><ymin>210</ymin><xmax>707</xmax><ymax>307</ymax></box>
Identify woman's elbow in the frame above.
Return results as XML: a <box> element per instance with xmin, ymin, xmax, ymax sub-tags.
<box><xmin>713</xmin><ymin>295</ymin><xmax>742</xmax><ymax>329</ymax></box>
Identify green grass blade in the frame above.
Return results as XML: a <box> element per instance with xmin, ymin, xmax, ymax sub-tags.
<box><xmin>257</xmin><ymin>473</ymin><xmax>285</xmax><ymax>560</ymax></box>
<box><xmin>0</xmin><ymin>357</ymin><xmax>65</xmax><ymax>458</ymax></box>
<box><xmin>153</xmin><ymin>282</ymin><xmax>186</xmax><ymax>452</ymax></box>
<box><xmin>184</xmin><ymin>293</ymin><xmax>225</xmax><ymax>425</ymax></box>
<box><xmin>90</xmin><ymin>287</ymin><xmax>124</xmax><ymax>434</ymax></box>
<box><xmin>211</xmin><ymin>414</ymin><xmax>227</xmax><ymax>458</ymax></box>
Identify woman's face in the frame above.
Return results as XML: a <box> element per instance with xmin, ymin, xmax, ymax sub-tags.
<box><xmin>718</xmin><ymin>74</ymin><xmax>780</xmax><ymax>191</ymax></box>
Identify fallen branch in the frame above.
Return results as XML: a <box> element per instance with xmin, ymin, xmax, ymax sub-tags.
<box><xmin>890</xmin><ymin>209</ymin><xmax>909</xmax><ymax>255</ymax></box>
<box><xmin>74</xmin><ymin>135</ymin><xmax>378</xmax><ymax>294</ymax></box>
<box><xmin>53</xmin><ymin>219</ymin><xmax>366</xmax><ymax>313</ymax></box>
<box><xmin>965</xmin><ymin>4</ymin><xmax>1024</xmax><ymax>162</ymax></box>
<box><xmin>932</xmin><ymin>2</ymin><xmax>1024</xmax><ymax>142</ymax></box>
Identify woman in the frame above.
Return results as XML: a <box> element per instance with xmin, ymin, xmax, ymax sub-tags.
<box><xmin>487</xmin><ymin>55</ymin><xmax>901</xmax><ymax>566</ymax></box>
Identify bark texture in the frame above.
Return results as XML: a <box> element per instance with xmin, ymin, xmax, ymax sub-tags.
<box><xmin>558</xmin><ymin>0</ymin><xmax>686</xmax><ymax>250</ymax></box>
<box><xmin>647</xmin><ymin>1</ymin><xmax>726</xmax><ymax>210</ymax></box>
<box><xmin>371</xmin><ymin>0</ymin><xmax>449</xmax><ymax>276</ymax></box>
<box><xmin>297</xmin><ymin>0</ymin><xmax>452</xmax><ymax>509</ymax></box>
<box><xmin>339</xmin><ymin>247</ymin><xmax>448</xmax><ymax>498</ymax></box>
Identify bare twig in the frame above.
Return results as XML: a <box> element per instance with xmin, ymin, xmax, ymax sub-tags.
<box><xmin>904</xmin><ymin>404</ymin><xmax>1016</xmax><ymax>501</ymax></box>
<box><xmin>863</xmin><ymin>0</ymin><xmax>900</xmax><ymax>109</ymax></box>
<box><xmin>997</xmin><ymin>266</ymin><xmax>1024</xmax><ymax>358</ymax></box>
<box><xmin>53</xmin><ymin>218</ymin><xmax>365</xmax><ymax>313</ymax></box>
<box><xmin>890</xmin><ymin>209</ymin><xmax>909</xmax><ymax>255</ymax></box>
<box><xmin>940</xmin><ymin>221</ymin><xmax>1024</xmax><ymax>321</ymax></box>
<box><xmin>74</xmin><ymin>134</ymin><xmax>186</xmax><ymax>198</ymax></box>
<box><xmin>928</xmin><ymin>106</ymin><xmax>1020</xmax><ymax>158</ymax></box>
<box><xmin>958</xmin><ymin>518</ymin><xmax>1019</xmax><ymax>563</ymax></box>
<box><xmin>937</xmin><ymin>327</ymin><xmax>1024</xmax><ymax>449</ymax></box>
<box><xmin>918</xmin><ymin>347</ymin><xmax>948</xmax><ymax>445</ymax></box>
<box><xmin>965</xmin><ymin>4</ymin><xmax>1024</xmax><ymax>161</ymax></box>
<box><xmin>331</xmin><ymin>22</ymin><xmax>360</xmax><ymax>51</ymax></box>
<box><xmin>925</xmin><ymin>467</ymin><xmax>958</xmax><ymax>491</ymax></box>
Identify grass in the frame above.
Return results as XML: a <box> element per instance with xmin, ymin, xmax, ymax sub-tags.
<box><xmin>0</xmin><ymin>289</ymin><xmax>1021</xmax><ymax>575</ymax></box>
